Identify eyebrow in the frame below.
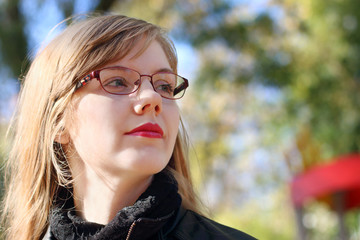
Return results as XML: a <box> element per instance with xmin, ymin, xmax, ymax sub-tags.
<box><xmin>106</xmin><ymin>65</ymin><xmax>174</xmax><ymax>74</ymax></box>
<box><xmin>155</xmin><ymin>68</ymin><xmax>174</xmax><ymax>73</ymax></box>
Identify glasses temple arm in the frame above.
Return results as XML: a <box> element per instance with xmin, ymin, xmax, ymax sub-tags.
<box><xmin>173</xmin><ymin>80</ymin><xmax>189</xmax><ymax>96</ymax></box>
<box><xmin>75</xmin><ymin>74</ymin><xmax>92</xmax><ymax>90</ymax></box>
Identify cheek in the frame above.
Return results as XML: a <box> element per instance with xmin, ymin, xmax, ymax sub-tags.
<box><xmin>165</xmin><ymin>104</ymin><xmax>180</xmax><ymax>144</ymax></box>
<box><xmin>70</xmin><ymin>98</ymin><xmax>106</xmax><ymax>137</ymax></box>
<box><xmin>73</xmin><ymin>94</ymin><xmax>126</xmax><ymax>127</ymax></box>
<box><xmin>67</xmin><ymin>95</ymin><xmax>127</xmax><ymax>155</ymax></box>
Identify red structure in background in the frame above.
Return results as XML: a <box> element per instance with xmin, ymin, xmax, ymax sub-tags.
<box><xmin>290</xmin><ymin>154</ymin><xmax>360</xmax><ymax>240</ymax></box>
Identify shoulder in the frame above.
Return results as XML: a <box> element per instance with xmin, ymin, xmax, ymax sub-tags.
<box><xmin>169</xmin><ymin>208</ymin><xmax>257</xmax><ymax>240</ymax></box>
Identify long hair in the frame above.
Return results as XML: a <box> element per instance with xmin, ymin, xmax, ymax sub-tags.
<box><xmin>1</xmin><ymin>14</ymin><xmax>200</xmax><ymax>240</ymax></box>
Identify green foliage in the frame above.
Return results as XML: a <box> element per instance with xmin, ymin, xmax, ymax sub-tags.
<box><xmin>175</xmin><ymin>0</ymin><xmax>360</xmax><ymax>160</ymax></box>
<box><xmin>280</xmin><ymin>0</ymin><xmax>360</xmax><ymax>159</ymax></box>
<box><xmin>0</xmin><ymin>0</ymin><xmax>27</xmax><ymax>78</ymax></box>
<box><xmin>174</xmin><ymin>1</ymin><xmax>360</xmax><ymax>238</ymax></box>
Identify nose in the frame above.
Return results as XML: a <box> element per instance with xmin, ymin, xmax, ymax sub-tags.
<box><xmin>133</xmin><ymin>78</ymin><xmax>162</xmax><ymax>115</ymax></box>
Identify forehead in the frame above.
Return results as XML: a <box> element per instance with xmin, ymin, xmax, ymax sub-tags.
<box><xmin>104</xmin><ymin>40</ymin><xmax>171</xmax><ymax>72</ymax></box>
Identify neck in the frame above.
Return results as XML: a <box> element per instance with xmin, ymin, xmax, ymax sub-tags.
<box><xmin>71</xmin><ymin>167</ymin><xmax>153</xmax><ymax>225</ymax></box>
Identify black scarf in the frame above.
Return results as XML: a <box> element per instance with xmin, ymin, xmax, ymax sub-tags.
<box><xmin>49</xmin><ymin>171</ymin><xmax>182</xmax><ymax>240</ymax></box>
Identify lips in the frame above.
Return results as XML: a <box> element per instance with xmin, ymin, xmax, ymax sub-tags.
<box><xmin>125</xmin><ymin>122</ymin><xmax>164</xmax><ymax>138</ymax></box>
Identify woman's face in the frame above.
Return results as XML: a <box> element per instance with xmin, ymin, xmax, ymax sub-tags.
<box><xmin>65</xmin><ymin>40</ymin><xmax>179</xmax><ymax>178</ymax></box>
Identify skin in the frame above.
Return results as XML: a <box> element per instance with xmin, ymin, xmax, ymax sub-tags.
<box><xmin>61</xmin><ymin>39</ymin><xmax>180</xmax><ymax>224</ymax></box>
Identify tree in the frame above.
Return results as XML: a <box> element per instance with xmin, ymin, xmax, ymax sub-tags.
<box><xmin>173</xmin><ymin>0</ymin><xmax>360</xmax><ymax>238</ymax></box>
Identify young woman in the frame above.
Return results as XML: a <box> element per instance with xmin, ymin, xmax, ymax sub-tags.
<box><xmin>1</xmin><ymin>14</ymin><xmax>255</xmax><ymax>240</ymax></box>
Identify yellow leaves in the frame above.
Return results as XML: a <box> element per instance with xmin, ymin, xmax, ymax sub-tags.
<box><xmin>295</xmin><ymin>125</ymin><xmax>323</xmax><ymax>171</ymax></box>
<box><xmin>112</xmin><ymin>0</ymin><xmax>177</xmax><ymax>29</ymax></box>
<box><xmin>213</xmin><ymin>185</ymin><xmax>295</xmax><ymax>240</ymax></box>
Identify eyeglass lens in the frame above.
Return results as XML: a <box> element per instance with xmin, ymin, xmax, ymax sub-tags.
<box><xmin>99</xmin><ymin>67</ymin><xmax>187</xmax><ymax>99</ymax></box>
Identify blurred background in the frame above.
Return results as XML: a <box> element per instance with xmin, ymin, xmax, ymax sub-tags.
<box><xmin>1</xmin><ymin>0</ymin><xmax>360</xmax><ymax>239</ymax></box>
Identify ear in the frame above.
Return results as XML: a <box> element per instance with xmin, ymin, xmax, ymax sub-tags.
<box><xmin>55</xmin><ymin>127</ymin><xmax>70</xmax><ymax>144</ymax></box>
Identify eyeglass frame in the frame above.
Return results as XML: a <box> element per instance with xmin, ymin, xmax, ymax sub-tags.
<box><xmin>75</xmin><ymin>66</ymin><xmax>189</xmax><ymax>100</ymax></box>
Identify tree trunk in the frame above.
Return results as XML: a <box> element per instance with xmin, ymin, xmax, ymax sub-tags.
<box><xmin>334</xmin><ymin>192</ymin><xmax>348</xmax><ymax>240</ymax></box>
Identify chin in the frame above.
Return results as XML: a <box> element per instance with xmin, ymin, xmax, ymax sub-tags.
<box><xmin>135</xmin><ymin>156</ymin><xmax>169</xmax><ymax>174</ymax></box>
<box><xmin>113</xmin><ymin>151</ymin><xmax>171</xmax><ymax>175</ymax></box>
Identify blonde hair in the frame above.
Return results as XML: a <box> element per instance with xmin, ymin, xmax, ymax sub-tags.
<box><xmin>1</xmin><ymin>14</ymin><xmax>200</xmax><ymax>240</ymax></box>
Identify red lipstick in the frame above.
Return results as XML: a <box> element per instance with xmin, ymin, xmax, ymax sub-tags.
<box><xmin>125</xmin><ymin>123</ymin><xmax>164</xmax><ymax>138</ymax></box>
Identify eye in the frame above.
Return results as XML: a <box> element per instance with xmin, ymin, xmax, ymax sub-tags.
<box><xmin>156</xmin><ymin>83</ymin><xmax>174</xmax><ymax>94</ymax></box>
<box><xmin>104</xmin><ymin>77</ymin><xmax>128</xmax><ymax>87</ymax></box>
<box><xmin>153</xmin><ymin>73</ymin><xmax>176</xmax><ymax>96</ymax></box>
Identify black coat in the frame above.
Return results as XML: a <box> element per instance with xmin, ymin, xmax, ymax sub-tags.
<box><xmin>152</xmin><ymin>207</ymin><xmax>256</xmax><ymax>240</ymax></box>
<box><xmin>45</xmin><ymin>207</ymin><xmax>256</xmax><ymax>240</ymax></box>
<box><xmin>45</xmin><ymin>171</ymin><xmax>256</xmax><ymax>240</ymax></box>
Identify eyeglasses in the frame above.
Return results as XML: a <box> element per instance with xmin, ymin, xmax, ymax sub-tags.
<box><xmin>75</xmin><ymin>66</ymin><xmax>189</xmax><ymax>100</ymax></box>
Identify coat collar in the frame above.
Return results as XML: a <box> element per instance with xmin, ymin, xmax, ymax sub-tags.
<box><xmin>49</xmin><ymin>170</ymin><xmax>182</xmax><ymax>240</ymax></box>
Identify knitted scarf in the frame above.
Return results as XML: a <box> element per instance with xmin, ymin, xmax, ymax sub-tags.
<box><xmin>49</xmin><ymin>170</ymin><xmax>182</xmax><ymax>240</ymax></box>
